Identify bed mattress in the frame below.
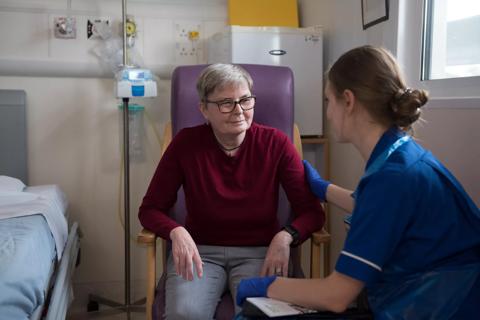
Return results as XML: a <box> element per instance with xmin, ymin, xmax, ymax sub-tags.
<box><xmin>0</xmin><ymin>184</ymin><xmax>69</xmax><ymax>319</ymax></box>
<box><xmin>0</xmin><ymin>215</ymin><xmax>56</xmax><ymax>319</ymax></box>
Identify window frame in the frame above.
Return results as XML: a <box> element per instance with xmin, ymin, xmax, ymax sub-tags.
<box><xmin>396</xmin><ymin>0</ymin><xmax>480</xmax><ymax>108</ymax></box>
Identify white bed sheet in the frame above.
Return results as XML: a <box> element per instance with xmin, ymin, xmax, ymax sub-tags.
<box><xmin>24</xmin><ymin>185</ymin><xmax>68</xmax><ymax>217</ymax></box>
<box><xmin>0</xmin><ymin>184</ymin><xmax>68</xmax><ymax>260</ymax></box>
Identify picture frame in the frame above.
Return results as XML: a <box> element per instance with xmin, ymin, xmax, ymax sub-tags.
<box><xmin>361</xmin><ymin>0</ymin><xmax>389</xmax><ymax>30</ymax></box>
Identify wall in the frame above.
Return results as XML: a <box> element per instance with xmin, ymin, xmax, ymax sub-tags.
<box><xmin>299</xmin><ymin>0</ymin><xmax>480</xmax><ymax>273</ymax></box>
<box><xmin>0</xmin><ymin>0</ymin><xmax>227</xmax><ymax>78</ymax></box>
<box><xmin>0</xmin><ymin>0</ymin><xmax>227</xmax><ymax>314</ymax></box>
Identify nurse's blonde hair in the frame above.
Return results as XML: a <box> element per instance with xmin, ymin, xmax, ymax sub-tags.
<box><xmin>327</xmin><ymin>45</ymin><xmax>428</xmax><ymax>130</ymax></box>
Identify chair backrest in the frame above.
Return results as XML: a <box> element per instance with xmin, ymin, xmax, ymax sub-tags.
<box><xmin>171</xmin><ymin>63</ymin><xmax>294</xmax><ymax>139</ymax></box>
<box><xmin>169</xmin><ymin>64</ymin><xmax>297</xmax><ymax>246</ymax></box>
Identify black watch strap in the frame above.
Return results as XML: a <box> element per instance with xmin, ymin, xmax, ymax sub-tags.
<box><xmin>282</xmin><ymin>224</ymin><xmax>300</xmax><ymax>247</ymax></box>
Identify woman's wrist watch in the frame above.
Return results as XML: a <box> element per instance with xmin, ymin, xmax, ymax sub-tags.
<box><xmin>282</xmin><ymin>225</ymin><xmax>300</xmax><ymax>247</ymax></box>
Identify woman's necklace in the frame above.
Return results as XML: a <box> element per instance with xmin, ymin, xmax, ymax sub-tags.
<box><xmin>215</xmin><ymin>135</ymin><xmax>245</xmax><ymax>155</ymax></box>
<box><xmin>218</xmin><ymin>143</ymin><xmax>242</xmax><ymax>152</ymax></box>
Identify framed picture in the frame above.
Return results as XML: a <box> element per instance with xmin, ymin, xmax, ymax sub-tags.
<box><xmin>361</xmin><ymin>0</ymin><xmax>389</xmax><ymax>30</ymax></box>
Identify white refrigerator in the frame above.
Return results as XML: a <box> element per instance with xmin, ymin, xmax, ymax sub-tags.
<box><xmin>208</xmin><ymin>25</ymin><xmax>324</xmax><ymax>137</ymax></box>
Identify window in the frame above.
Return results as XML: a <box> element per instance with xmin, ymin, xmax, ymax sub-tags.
<box><xmin>422</xmin><ymin>0</ymin><xmax>480</xmax><ymax>80</ymax></box>
<box><xmin>397</xmin><ymin>0</ymin><xmax>480</xmax><ymax>106</ymax></box>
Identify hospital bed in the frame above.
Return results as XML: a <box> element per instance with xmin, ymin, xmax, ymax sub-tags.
<box><xmin>0</xmin><ymin>89</ymin><xmax>81</xmax><ymax>320</ymax></box>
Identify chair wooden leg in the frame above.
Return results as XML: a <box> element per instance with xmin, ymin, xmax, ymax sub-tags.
<box><xmin>324</xmin><ymin>242</ymin><xmax>330</xmax><ymax>275</ymax></box>
<box><xmin>146</xmin><ymin>241</ymin><xmax>156</xmax><ymax>320</ymax></box>
<box><xmin>311</xmin><ymin>240</ymin><xmax>321</xmax><ymax>278</ymax></box>
<box><xmin>310</xmin><ymin>230</ymin><xmax>331</xmax><ymax>278</ymax></box>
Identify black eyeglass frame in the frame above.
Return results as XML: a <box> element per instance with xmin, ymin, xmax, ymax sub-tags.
<box><xmin>204</xmin><ymin>95</ymin><xmax>256</xmax><ymax>114</ymax></box>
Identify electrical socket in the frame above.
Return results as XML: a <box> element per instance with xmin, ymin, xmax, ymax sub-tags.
<box><xmin>54</xmin><ymin>16</ymin><xmax>76</xmax><ymax>39</ymax></box>
<box><xmin>174</xmin><ymin>21</ymin><xmax>202</xmax><ymax>63</ymax></box>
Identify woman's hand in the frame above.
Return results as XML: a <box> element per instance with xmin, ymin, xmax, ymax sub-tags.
<box><xmin>169</xmin><ymin>226</ymin><xmax>203</xmax><ymax>281</ymax></box>
<box><xmin>261</xmin><ymin>230</ymin><xmax>292</xmax><ymax>277</ymax></box>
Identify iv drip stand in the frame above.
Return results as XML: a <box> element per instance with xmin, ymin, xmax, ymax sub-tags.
<box><xmin>86</xmin><ymin>0</ymin><xmax>145</xmax><ymax>317</ymax></box>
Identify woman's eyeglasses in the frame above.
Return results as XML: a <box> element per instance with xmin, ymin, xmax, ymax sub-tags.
<box><xmin>204</xmin><ymin>95</ymin><xmax>256</xmax><ymax>113</ymax></box>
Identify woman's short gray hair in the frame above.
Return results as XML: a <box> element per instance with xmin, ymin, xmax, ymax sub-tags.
<box><xmin>196</xmin><ymin>63</ymin><xmax>253</xmax><ymax>101</ymax></box>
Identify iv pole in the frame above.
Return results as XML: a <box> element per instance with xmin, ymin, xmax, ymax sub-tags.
<box><xmin>121</xmin><ymin>0</ymin><xmax>132</xmax><ymax>309</ymax></box>
<box><xmin>87</xmin><ymin>0</ymin><xmax>146</xmax><ymax>316</ymax></box>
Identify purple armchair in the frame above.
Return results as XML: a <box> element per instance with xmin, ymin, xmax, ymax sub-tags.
<box><xmin>137</xmin><ymin>64</ymin><xmax>330</xmax><ymax>320</ymax></box>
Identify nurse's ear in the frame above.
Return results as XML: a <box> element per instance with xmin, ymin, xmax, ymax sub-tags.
<box><xmin>342</xmin><ymin>89</ymin><xmax>356</xmax><ymax>115</ymax></box>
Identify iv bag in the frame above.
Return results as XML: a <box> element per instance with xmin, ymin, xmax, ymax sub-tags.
<box><xmin>118</xmin><ymin>104</ymin><xmax>145</xmax><ymax>162</ymax></box>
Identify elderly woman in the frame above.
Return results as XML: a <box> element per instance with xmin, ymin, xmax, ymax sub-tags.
<box><xmin>138</xmin><ymin>63</ymin><xmax>324</xmax><ymax>319</ymax></box>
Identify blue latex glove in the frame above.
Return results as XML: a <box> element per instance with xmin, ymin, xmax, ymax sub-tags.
<box><xmin>236</xmin><ymin>275</ymin><xmax>277</xmax><ymax>307</ymax></box>
<box><xmin>303</xmin><ymin>160</ymin><xmax>331</xmax><ymax>202</ymax></box>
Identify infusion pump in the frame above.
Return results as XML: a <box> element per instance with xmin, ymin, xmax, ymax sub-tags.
<box><xmin>116</xmin><ymin>68</ymin><xmax>157</xmax><ymax>98</ymax></box>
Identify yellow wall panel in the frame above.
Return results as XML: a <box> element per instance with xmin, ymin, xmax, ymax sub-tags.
<box><xmin>228</xmin><ymin>0</ymin><xmax>299</xmax><ymax>27</ymax></box>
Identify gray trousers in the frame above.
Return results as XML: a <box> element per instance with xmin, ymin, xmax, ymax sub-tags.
<box><xmin>164</xmin><ymin>245</ymin><xmax>268</xmax><ymax>320</ymax></box>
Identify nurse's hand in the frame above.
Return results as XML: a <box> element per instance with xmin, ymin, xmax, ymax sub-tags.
<box><xmin>261</xmin><ymin>230</ymin><xmax>291</xmax><ymax>277</ymax></box>
<box><xmin>236</xmin><ymin>275</ymin><xmax>277</xmax><ymax>306</ymax></box>
<box><xmin>169</xmin><ymin>226</ymin><xmax>203</xmax><ymax>281</ymax></box>
<box><xmin>303</xmin><ymin>160</ymin><xmax>331</xmax><ymax>202</ymax></box>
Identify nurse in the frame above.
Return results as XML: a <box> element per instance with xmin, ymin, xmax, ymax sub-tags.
<box><xmin>236</xmin><ymin>45</ymin><xmax>480</xmax><ymax>319</ymax></box>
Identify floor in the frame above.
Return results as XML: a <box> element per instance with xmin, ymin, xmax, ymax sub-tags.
<box><xmin>68</xmin><ymin>309</ymin><xmax>146</xmax><ymax>320</ymax></box>
<box><xmin>68</xmin><ymin>293</ymin><xmax>147</xmax><ymax>319</ymax></box>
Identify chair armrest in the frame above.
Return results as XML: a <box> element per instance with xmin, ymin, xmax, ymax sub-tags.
<box><xmin>138</xmin><ymin>228</ymin><xmax>157</xmax><ymax>245</ymax></box>
<box><xmin>312</xmin><ymin>228</ymin><xmax>330</xmax><ymax>245</ymax></box>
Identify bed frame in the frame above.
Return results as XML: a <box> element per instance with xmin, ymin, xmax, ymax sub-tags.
<box><xmin>0</xmin><ymin>89</ymin><xmax>81</xmax><ymax>320</ymax></box>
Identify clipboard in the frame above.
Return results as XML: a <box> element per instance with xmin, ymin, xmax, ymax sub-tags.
<box><xmin>241</xmin><ymin>297</ymin><xmax>372</xmax><ymax>319</ymax></box>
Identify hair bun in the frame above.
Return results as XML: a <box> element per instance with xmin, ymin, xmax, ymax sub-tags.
<box><xmin>390</xmin><ymin>88</ymin><xmax>429</xmax><ymax>128</ymax></box>
<box><xmin>394</xmin><ymin>88</ymin><xmax>411</xmax><ymax>101</ymax></box>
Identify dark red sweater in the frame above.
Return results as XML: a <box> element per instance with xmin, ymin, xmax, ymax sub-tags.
<box><xmin>138</xmin><ymin>122</ymin><xmax>324</xmax><ymax>246</ymax></box>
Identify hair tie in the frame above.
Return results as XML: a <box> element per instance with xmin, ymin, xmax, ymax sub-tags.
<box><xmin>392</xmin><ymin>87</ymin><xmax>413</xmax><ymax>105</ymax></box>
<box><xmin>391</xmin><ymin>88</ymin><xmax>412</xmax><ymax>113</ymax></box>
<box><xmin>400</xmin><ymin>88</ymin><xmax>413</xmax><ymax>99</ymax></box>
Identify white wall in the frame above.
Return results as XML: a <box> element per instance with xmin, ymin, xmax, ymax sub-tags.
<box><xmin>299</xmin><ymin>0</ymin><xmax>480</xmax><ymax>273</ymax></box>
<box><xmin>0</xmin><ymin>0</ymin><xmax>227</xmax><ymax>314</ymax></box>
<box><xmin>0</xmin><ymin>0</ymin><xmax>227</xmax><ymax>78</ymax></box>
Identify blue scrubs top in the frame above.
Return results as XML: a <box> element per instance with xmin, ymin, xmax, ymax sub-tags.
<box><xmin>335</xmin><ymin>127</ymin><xmax>480</xmax><ymax>319</ymax></box>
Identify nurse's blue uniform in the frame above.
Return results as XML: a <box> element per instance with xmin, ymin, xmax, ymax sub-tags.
<box><xmin>336</xmin><ymin>127</ymin><xmax>480</xmax><ymax>319</ymax></box>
